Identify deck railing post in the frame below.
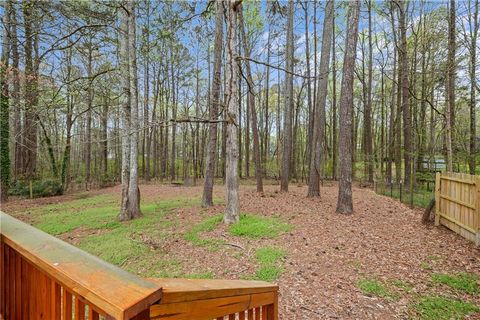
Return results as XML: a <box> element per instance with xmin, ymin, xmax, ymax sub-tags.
<box><xmin>435</xmin><ymin>172</ymin><xmax>441</xmax><ymax>226</ymax></box>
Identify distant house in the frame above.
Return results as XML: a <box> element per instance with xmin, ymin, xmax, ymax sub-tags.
<box><xmin>419</xmin><ymin>156</ymin><xmax>446</xmax><ymax>172</ymax></box>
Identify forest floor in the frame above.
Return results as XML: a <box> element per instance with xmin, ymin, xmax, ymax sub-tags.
<box><xmin>3</xmin><ymin>181</ymin><xmax>480</xmax><ymax>319</ymax></box>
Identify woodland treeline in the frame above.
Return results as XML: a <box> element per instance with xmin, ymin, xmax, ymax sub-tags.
<box><xmin>0</xmin><ymin>1</ymin><xmax>478</xmax><ymax>221</ymax></box>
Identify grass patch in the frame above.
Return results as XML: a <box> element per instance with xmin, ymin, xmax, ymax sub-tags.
<box><xmin>183</xmin><ymin>214</ymin><xmax>224</xmax><ymax>250</ymax></box>
<box><xmin>253</xmin><ymin>247</ymin><xmax>286</xmax><ymax>282</ymax></box>
<box><xmin>126</xmin><ymin>258</ymin><xmax>183</xmax><ymax>278</ymax></box>
<box><xmin>357</xmin><ymin>278</ymin><xmax>397</xmax><ymax>300</ymax></box>
<box><xmin>229</xmin><ymin>214</ymin><xmax>291</xmax><ymax>239</ymax></box>
<box><xmin>255</xmin><ymin>266</ymin><xmax>283</xmax><ymax>282</ymax></box>
<box><xmin>414</xmin><ymin>296</ymin><xmax>479</xmax><ymax>320</ymax></box>
<box><xmin>255</xmin><ymin>247</ymin><xmax>287</xmax><ymax>265</ymax></box>
<box><xmin>391</xmin><ymin>279</ymin><xmax>413</xmax><ymax>292</ymax></box>
<box><xmin>34</xmin><ymin>195</ymin><xmax>198</xmax><ymax>276</ymax></box>
<box><xmin>421</xmin><ymin>262</ymin><xmax>433</xmax><ymax>270</ymax></box>
<box><xmin>79</xmin><ymin>228</ymin><xmax>150</xmax><ymax>266</ymax></box>
<box><xmin>431</xmin><ymin>273</ymin><xmax>479</xmax><ymax>295</ymax></box>
<box><xmin>28</xmin><ymin>195</ymin><xmax>197</xmax><ymax>236</ymax></box>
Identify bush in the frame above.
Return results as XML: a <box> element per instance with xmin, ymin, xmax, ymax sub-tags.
<box><xmin>9</xmin><ymin>179</ymin><xmax>63</xmax><ymax>198</ymax></box>
<box><xmin>99</xmin><ymin>174</ymin><xmax>116</xmax><ymax>188</ymax></box>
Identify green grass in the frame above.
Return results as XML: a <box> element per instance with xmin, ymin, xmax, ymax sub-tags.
<box><xmin>228</xmin><ymin>214</ymin><xmax>291</xmax><ymax>239</ymax></box>
<box><xmin>22</xmin><ymin>194</ymin><xmax>200</xmax><ymax>278</ymax></box>
<box><xmin>414</xmin><ymin>296</ymin><xmax>480</xmax><ymax>320</ymax></box>
<box><xmin>25</xmin><ymin>195</ymin><xmax>197</xmax><ymax>236</ymax></box>
<box><xmin>391</xmin><ymin>279</ymin><xmax>414</xmax><ymax>292</ymax></box>
<box><xmin>357</xmin><ymin>278</ymin><xmax>397</xmax><ymax>300</ymax></box>
<box><xmin>431</xmin><ymin>273</ymin><xmax>479</xmax><ymax>295</ymax></box>
<box><xmin>183</xmin><ymin>214</ymin><xmax>224</xmax><ymax>250</ymax></box>
<box><xmin>255</xmin><ymin>247</ymin><xmax>287</xmax><ymax>265</ymax></box>
<box><xmin>421</xmin><ymin>262</ymin><xmax>433</xmax><ymax>270</ymax></box>
<box><xmin>253</xmin><ymin>247</ymin><xmax>286</xmax><ymax>282</ymax></box>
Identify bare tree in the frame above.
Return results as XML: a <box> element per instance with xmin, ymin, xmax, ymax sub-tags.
<box><xmin>224</xmin><ymin>0</ymin><xmax>241</xmax><ymax>224</ymax></box>
<box><xmin>0</xmin><ymin>1</ymin><xmax>11</xmax><ymax>201</ymax></box>
<box><xmin>466</xmin><ymin>0</ymin><xmax>479</xmax><ymax>174</ymax></box>
<box><xmin>336</xmin><ymin>0</ymin><xmax>361</xmax><ymax>215</ymax></box>
<box><xmin>127</xmin><ymin>0</ymin><xmax>141</xmax><ymax>218</ymax></box>
<box><xmin>307</xmin><ymin>0</ymin><xmax>334</xmax><ymax>197</ymax></box>
<box><xmin>119</xmin><ymin>1</ymin><xmax>141</xmax><ymax>221</ymax></box>
<box><xmin>445</xmin><ymin>0</ymin><xmax>456</xmax><ymax>172</ymax></box>
<box><xmin>365</xmin><ymin>0</ymin><xmax>373</xmax><ymax>183</ymax></box>
<box><xmin>281</xmin><ymin>0</ymin><xmax>294</xmax><ymax>192</ymax></box>
<box><xmin>399</xmin><ymin>0</ymin><xmax>412</xmax><ymax>184</ymax></box>
<box><xmin>239</xmin><ymin>4</ymin><xmax>263</xmax><ymax>193</ymax></box>
<box><xmin>202</xmin><ymin>0</ymin><xmax>223</xmax><ymax>207</ymax></box>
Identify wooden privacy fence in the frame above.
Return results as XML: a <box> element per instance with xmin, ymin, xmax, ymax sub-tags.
<box><xmin>0</xmin><ymin>212</ymin><xmax>278</xmax><ymax>320</ymax></box>
<box><xmin>435</xmin><ymin>172</ymin><xmax>480</xmax><ymax>245</ymax></box>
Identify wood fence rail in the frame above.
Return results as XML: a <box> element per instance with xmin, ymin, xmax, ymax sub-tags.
<box><xmin>0</xmin><ymin>212</ymin><xmax>279</xmax><ymax>320</ymax></box>
<box><xmin>435</xmin><ymin>172</ymin><xmax>480</xmax><ymax>245</ymax></box>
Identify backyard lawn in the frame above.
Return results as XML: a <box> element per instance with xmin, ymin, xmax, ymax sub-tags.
<box><xmin>3</xmin><ymin>182</ymin><xmax>480</xmax><ymax>319</ymax></box>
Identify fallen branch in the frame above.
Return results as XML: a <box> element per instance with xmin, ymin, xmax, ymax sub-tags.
<box><xmin>223</xmin><ymin>242</ymin><xmax>245</xmax><ymax>250</ymax></box>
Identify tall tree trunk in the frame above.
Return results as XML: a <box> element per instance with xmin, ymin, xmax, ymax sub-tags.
<box><xmin>399</xmin><ymin>1</ymin><xmax>412</xmax><ymax>183</ymax></box>
<box><xmin>469</xmin><ymin>0</ymin><xmax>479</xmax><ymax>174</ymax></box>
<box><xmin>144</xmin><ymin>2</ymin><xmax>151</xmax><ymax>181</ymax></box>
<box><xmin>307</xmin><ymin>0</ymin><xmax>334</xmax><ymax>197</ymax></box>
<box><xmin>280</xmin><ymin>0</ymin><xmax>294</xmax><ymax>192</ymax></box>
<box><xmin>332</xmin><ymin>11</ymin><xmax>337</xmax><ymax>181</ymax></box>
<box><xmin>365</xmin><ymin>0</ymin><xmax>373</xmax><ymax>183</ymax></box>
<box><xmin>102</xmin><ymin>95</ymin><xmax>108</xmax><ymax>175</ymax></box>
<box><xmin>336</xmin><ymin>0</ymin><xmax>360</xmax><ymax>215</ymax></box>
<box><xmin>303</xmin><ymin>1</ymin><xmax>313</xmax><ymax>172</ymax></box>
<box><xmin>202</xmin><ymin>0</ymin><xmax>223</xmax><ymax>207</ymax></box>
<box><xmin>239</xmin><ymin>5</ymin><xmax>263</xmax><ymax>193</ymax></box>
<box><xmin>23</xmin><ymin>0</ymin><xmax>38</xmax><ymax>180</ymax></box>
<box><xmin>61</xmin><ymin>47</ymin><xmax>73</xmax><ymax>192</ymax></box>
<box><xmin>263</xmin><ymin>22</ymin><xmax>271</xmax><ymax>175</ymax></box>
<box><xmin>1</xmin><ymin>1</ymin><xmax>11</xmax><ymax>201</ymax></box>
<box><xmin>126</xmin><ymin>0</ymin><xmax>141</xmax><ymax>218</ymax></box>
<box><xmin>170</xmin><ymin>53</ymin><xmax>177</xmax><ymax>181</ymax></box>
<box><xmin>85</xmin><ymin>43</ymin><xmax>93</xmax><ymax>190</ymax></box>
<box><xmin>119</xmin><ymin>3</ymin><xmax>131</xmax><ymax>220</ymax></box>
<box><xmin>445</xmin><ymin>0</ymin><xmax>455</xmax><ymax>172</ymax></box>
<box><xmin>10</xmin><ymin>1</ymin><xmax>21</xmax><ymax>181</ymax></box>
<box><xmin>224</xmin><ymin>0</ymin><xmax>240</xmax><ymax>224</ymax></box>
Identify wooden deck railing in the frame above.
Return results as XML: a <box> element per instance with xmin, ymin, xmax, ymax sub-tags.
<box><xmin>0</xmin><ymin>212</ymin><xmax>279</xmax><ymax>320</ymax></box>
<box><xmin>149</xmin><ymin>278</ymin><xmax>278</xmax><ymax>319</ymax></box>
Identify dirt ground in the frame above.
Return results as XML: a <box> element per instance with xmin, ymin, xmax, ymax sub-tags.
<box><xmin>3</xmin><ymin>182</ymin><xmax>480</xmax><ymax>319</ymax></box>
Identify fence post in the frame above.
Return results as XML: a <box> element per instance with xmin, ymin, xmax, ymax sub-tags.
<box><xmin>475</xmin><ymin>176</ymin><xmax>480</xmax><ymax>246</ymax></box>
<box><xmin>399</xmin><ymin>181</ymin><xmax>402</xmax><ymax>203</ymax></box>
<box><xmin>435</xmin><ymin>172</ymin><xmax>440</xmax><ymax>226</ymax></box>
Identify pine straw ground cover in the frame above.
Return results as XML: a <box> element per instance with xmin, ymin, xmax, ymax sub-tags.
<box><xmin>3</xmin><ymin>182</ymin><xmax>480</xmax><ymax>319</ymax></box>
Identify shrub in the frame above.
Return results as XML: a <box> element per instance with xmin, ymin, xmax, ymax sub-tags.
<box><xmin>9</xmin><ymin>179</ymin><xmax>63</xmax><ymax>198</ymax></box>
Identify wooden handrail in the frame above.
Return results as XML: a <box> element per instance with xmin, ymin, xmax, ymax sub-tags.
<box><xmin>1</xmin><ymin>212</ymin><xmax>279</xmax><ymax>320</ymax></box>
<box><xmin>148</xmin><ymin>278</ymin><xmax>279</xmax><ymax>320</ymax></box>
<box><xmin>0</xmin><ymin>212</ymin><xmax>162</xmax><ymax>319</ymax></box>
